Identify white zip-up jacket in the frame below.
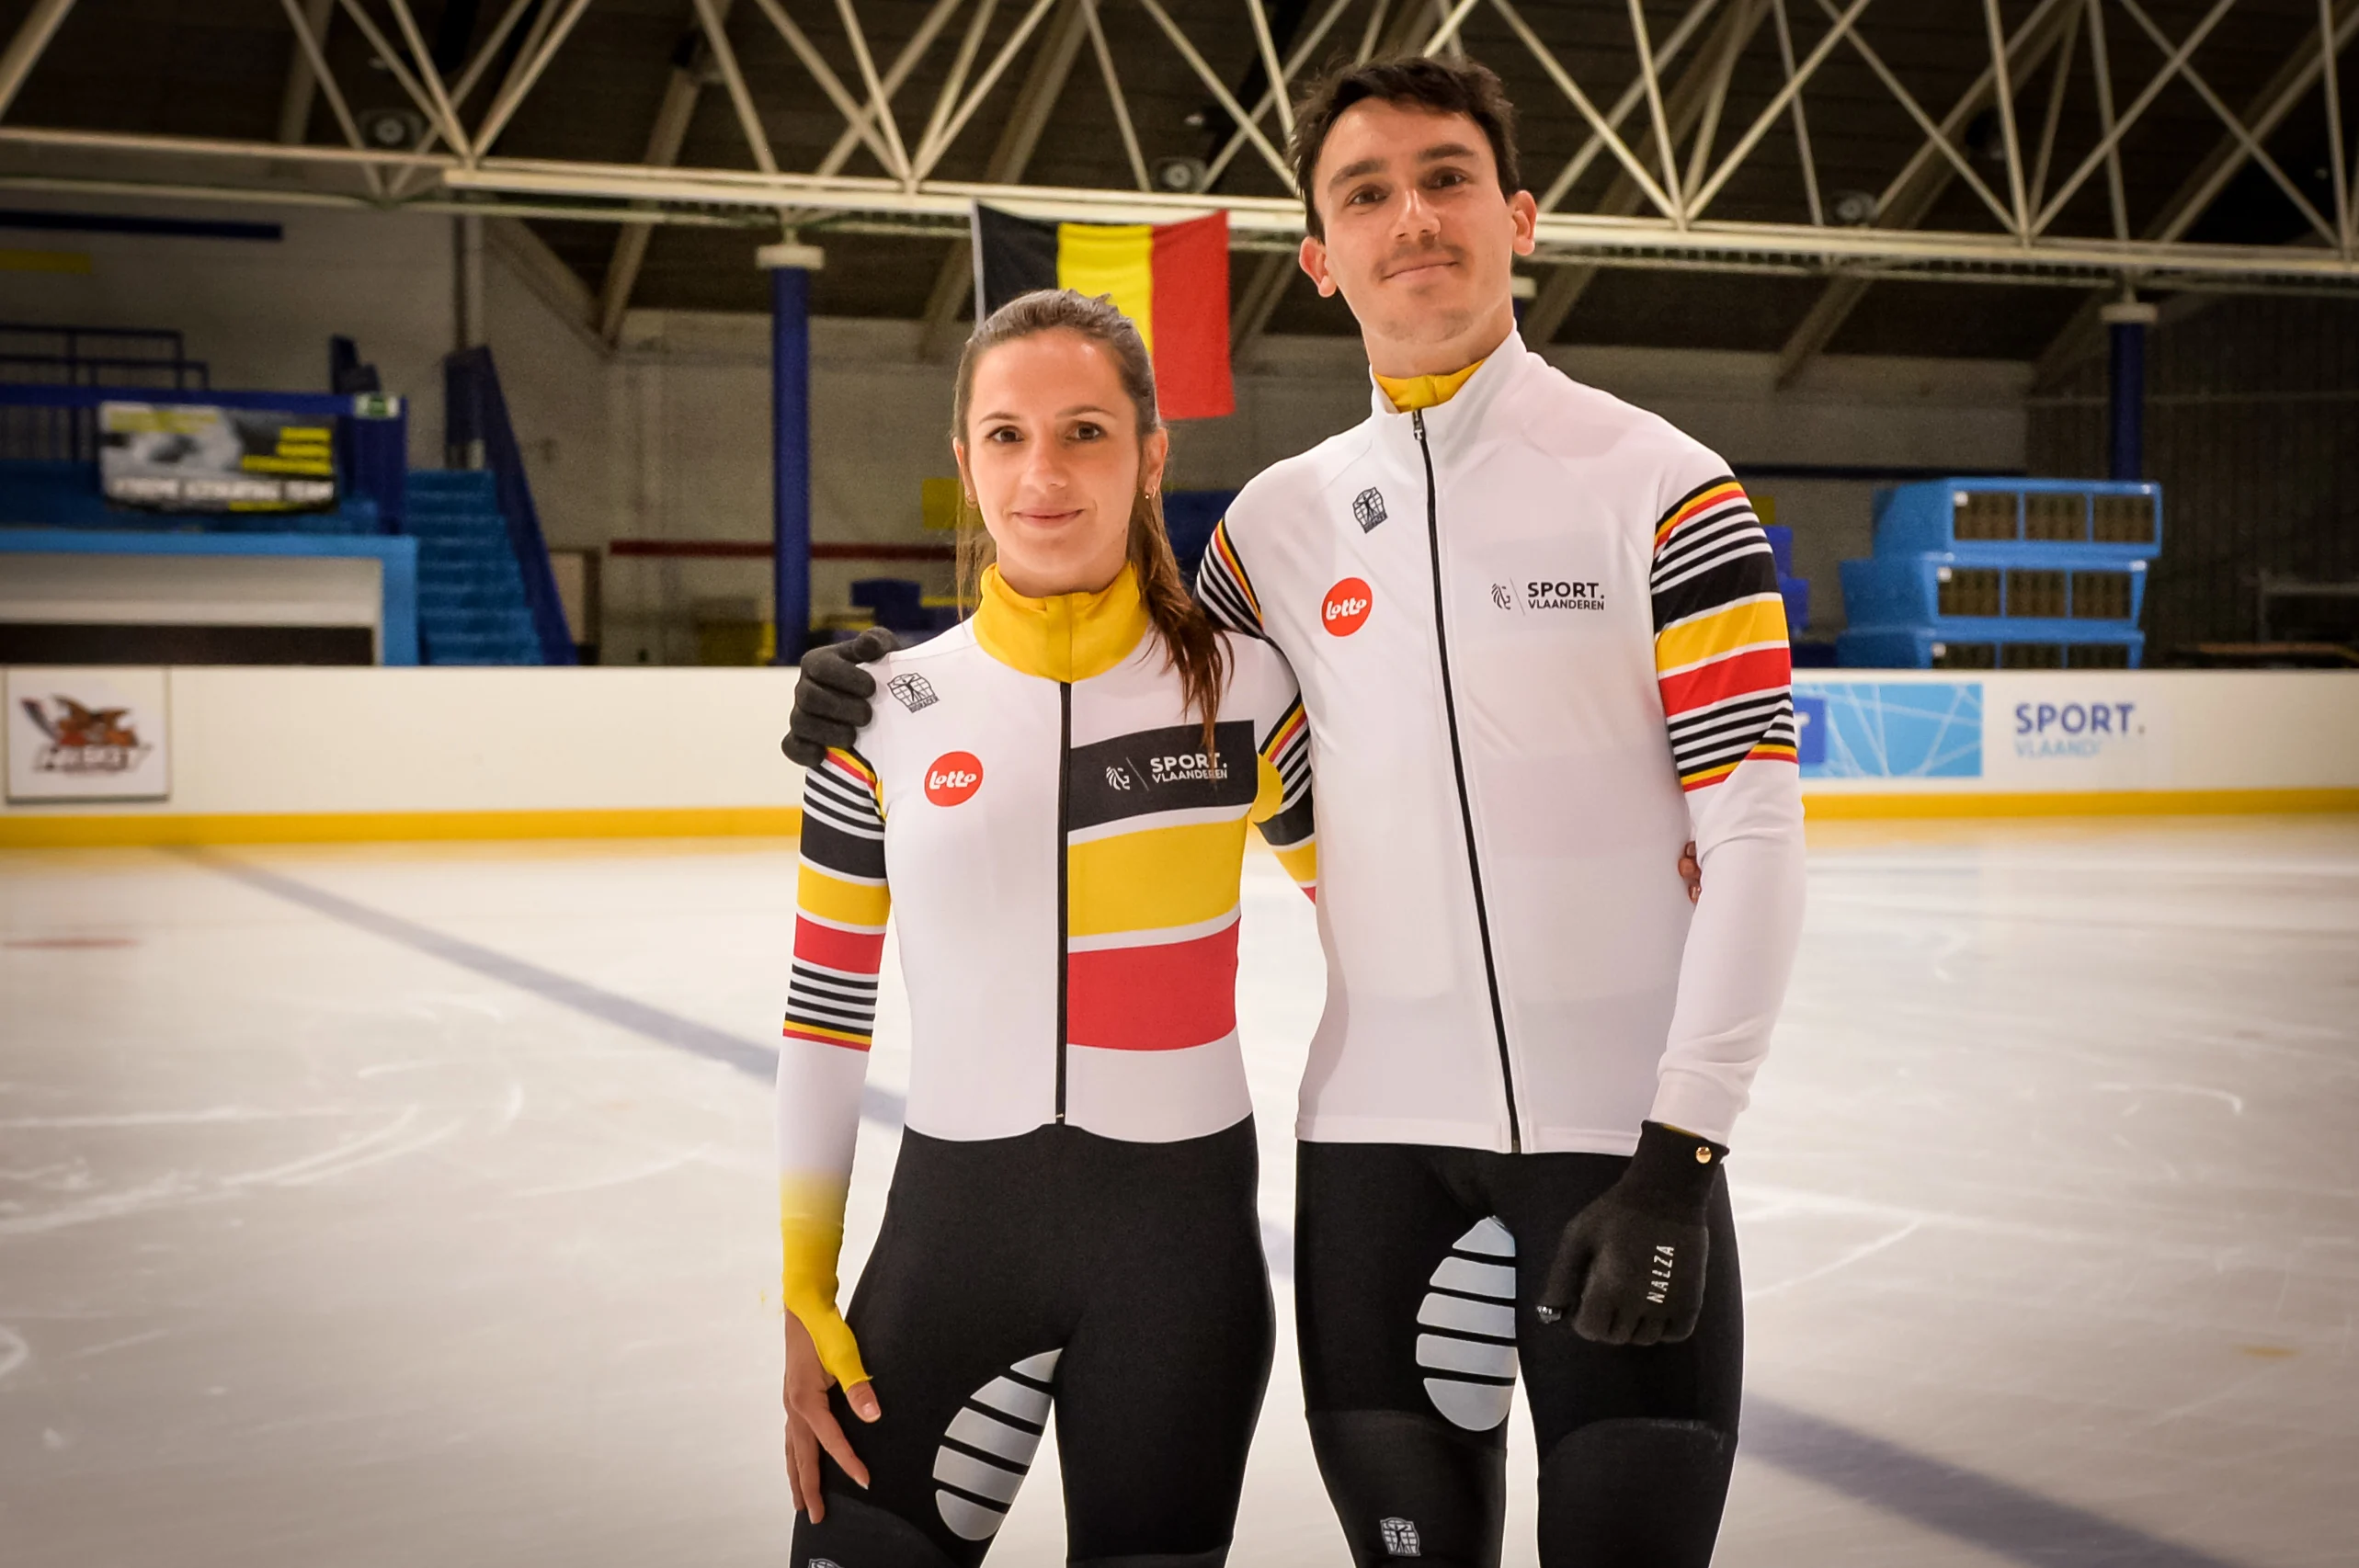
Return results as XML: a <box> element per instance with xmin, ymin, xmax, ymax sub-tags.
<box><xmin>1196</xmin><ymin>333</ymin><xmax>1805</xmax><ymax>1154</ymax></box>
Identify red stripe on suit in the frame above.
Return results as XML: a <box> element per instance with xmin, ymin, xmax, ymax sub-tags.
<box><xmin>1658</xmin><ymin>643</ymin><xmax>1794</xmax><ymax>717</ymax></box>
<box><xmin>793</xmin><ymin>915</ymin><xmax>886</xmax><ymax>975</ymax></box>
<box><xmin>1066</xmin><ymin>922</ymin><xmax>1240</xmax><ymax>1051</ymax></box>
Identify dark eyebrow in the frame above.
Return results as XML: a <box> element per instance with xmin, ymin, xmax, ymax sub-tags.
<box><xmin>1326</xmin><ymin>141</ymin><xmax>1484</xmax><ymax>192</ymax></box>
<box><xmin>974</xmin><ymin>403</ymin><xmax>1120</xmax><ymax>424</ymax></box>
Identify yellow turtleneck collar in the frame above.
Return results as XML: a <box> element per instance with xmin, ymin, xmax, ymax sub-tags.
<box><xmin>972</xmin><ymin>562</ymin><xmax>1149</xmax><ymax>683</ymax></box>
<box><xmin>1374</xmin><ymin>358</ymin><xmax>1485</xmax><ymax>413</ymax></box>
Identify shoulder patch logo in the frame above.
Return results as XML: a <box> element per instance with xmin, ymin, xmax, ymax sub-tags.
<box><xmin>1352</xmin><ymin>486</ymin><xmax>1387</xmax><ymax>532</ymax></box>
<box><xmin>924</xmin><ymin>751</ymin><xmax>983</xmax><ymax>806</ymax></box>
<box><xmin>1322</xmin><ymin>578</ymin><xmax>1373</xmax><ymax>636</ymax></box>
<box><xmin>887</xmin><ymin>672</ymin><xmax>939</xmax><ymax>712</ymax></box>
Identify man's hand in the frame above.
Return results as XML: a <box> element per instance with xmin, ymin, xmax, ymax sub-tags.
<box><xmin>1536</xmin><ymin>1121</ymin><xmax>1726</xmax><ymax>1347</ymax></box>
<box><xmin>782</xmin><ymin>1312</ymin><xmax>880</xmax><ymax>1522</ymax></box>
<box><xmin>1680</xmin><ymin>841</ymin><xmax>1701</xmax><ymax>903</ymax></box>
<box><xmin>781</xmin><ymin>628</ymin><xmax>897</xmax><ymax>768</ymax></box>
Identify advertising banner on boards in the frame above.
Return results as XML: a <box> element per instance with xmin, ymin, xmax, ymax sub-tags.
<box><xmin>6</xmin><ymin>667</ymin><xmax>171</xmax><ymax>802</ymax></box>
<box><xmin>1794</xmin><ymin>675</ymin><xmax>2175</xmax><ymax>790</ymax></box>
<box><xmin>1794</xmin><ymin>680</ymin><xmax>1985</xmax><ymax>779</ymax></box>
<box><xmin>98</xmin><ymin>402</ymin><xmax>336</xmax><ymax>512</ymax></box>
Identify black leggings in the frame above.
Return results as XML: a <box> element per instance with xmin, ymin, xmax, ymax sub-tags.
<box><xmin>793</xmin><ymin>1119</ymin><xmax>1273</xmax><ymax>1568</ymax></box>
<box><xmin>1296</xmin><ymin>1141</ymin><xmax>1743</xmax><ymax>1568</ymax></box>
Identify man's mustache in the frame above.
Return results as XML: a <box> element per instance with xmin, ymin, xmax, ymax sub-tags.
<box><xmin>1381</xmin><ymin>244</ymin><xmax>1462</xmax><ymax>277</ymax></box>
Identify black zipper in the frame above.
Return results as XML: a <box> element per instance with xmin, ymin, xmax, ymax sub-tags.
<box><xmin>1413</xmin><ymin>409</ymin><xmax>1521</xmax><ymax>1153</ymax></box>
<box><xmin>1054</xmin><ymin>679</ymin><xmax>1072</xmax><ymax>1123</ymax></box>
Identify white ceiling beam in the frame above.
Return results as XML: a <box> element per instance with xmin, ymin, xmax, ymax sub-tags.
<box><xmin>919</xmin><ymin>0</ymin><xmax>1095</xmax><ymax>358</ymax></box>
<box><xmin>2034</xmin><ymin>0</ymin><xmax>2359</xmax><ymax>383</ymax></box>
<box><xmin>599</xmin><ymin>1</ymin><xmax>738</xmax><ymax>347</ymax></box>
<box><xmin>274</xmin><ymin>0</ymin><xmax>381</xmax><ymax>198</ymax></box>
<box><xmin>915</xmin><ymin>0</ymin><xmax>1066</xmax><ymax>178</ymax></box>
<box><xmin>1202</xmin><ymin>0</ymin><xmax>1361</xmax><ymax>191</ymax></box>
<box><xmin>275</xmin><ymin>0</ymin><xmax>337</xmax><ymax>145</ymax></box>
<box><xmin>1081</xmin><ymin>0</ymin><xmax>1150</xmax><ymax>192</ymax></box>
<box><xmin>1771</xmin><ymin>0</ymin><xmax>2078</xmax><ymax>387</ymax></box>
<box><xmin>1522</xmin><ymin>0</ymin><xmax>1771</xmax><ymax>345</ymax></box>
<box><xmin>0</xmin><ymin>0</ymin><xmax>78</xmax><ymax>122</ymax></box>
<box><xmin>1134</xmin><ymin>0</ymin><xmax>1294</xmax><ymax>191</ymax></box>
<box><xmin>474</xmin><ymin>0</ymin><xmax>598</xmax><ymax>156</ymax></box>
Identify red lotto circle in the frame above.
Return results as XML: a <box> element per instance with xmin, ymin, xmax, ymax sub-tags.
<box><xmin>1322</xmin><ymin>578</ymin><xmax>1373</xmax><ymax>636</ymax></box>
<box><xmin>924</xmin><ymin>752</ymin><xmax>984</xmax><ymax>806</ymax></box>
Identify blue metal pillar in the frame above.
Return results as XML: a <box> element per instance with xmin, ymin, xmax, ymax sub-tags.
<box><xmin>764</xmin><ymin>241</ymin><xmax>824</xmax><ymax>665</ymax></box>
<box><xmin>2102</xmin><ymin>299</ymin><xmax>2158</xmax><ymax>482</ymax></box>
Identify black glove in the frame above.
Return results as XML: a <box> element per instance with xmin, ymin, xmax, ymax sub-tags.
<box><xmin>781</xmin><ymin>627</ymin><xmax>898</xmax><ymax>767</ymax></box>
<box><xmin>1535</xmin><ymin>1120</ymin><xmax>1726</xmax><ymax>1347</ymax></box>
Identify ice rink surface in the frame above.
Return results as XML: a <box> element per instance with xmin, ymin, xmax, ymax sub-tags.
<box><xmin>2</xmin><ymin>817</ymin><xmax>2353</xmax><ymax>1567</ymax></box>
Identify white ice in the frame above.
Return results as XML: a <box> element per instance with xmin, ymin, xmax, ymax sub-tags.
<box><xmin>1</xmin><ymin>817</ymin><xmax>2353</xmax><ymax>1566</ymax></box>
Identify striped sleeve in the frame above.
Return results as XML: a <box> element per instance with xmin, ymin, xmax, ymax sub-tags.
<box><xmin>1651</xmin><ymin>476</ymin><xmax>1798</xmax><ymax>791</ymax></box>
<box><xmin>786</xmin><ymin>747</ymin><xmax>890</xmax><ymax>1049</ymax></box>
<box><xmin>777</xmin><ymin>745</ymin><xmax>890</xmax><ymax>1388</ymax></box>
<box><xmin>1194</xmin><ymin>517</ymin><xmax>1266</xmax><ymax>637</ymax></box>
<box><xmin>1249</xmin><ymin>693</ymin><xmax>1316</xmax><ymax>899</ymax></box>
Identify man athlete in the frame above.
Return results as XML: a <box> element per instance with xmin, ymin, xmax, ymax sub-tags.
<box><xmin>786</xmin><ymin>56</ymin><xmax>1805</xmax><ymax>1568</ymax></box>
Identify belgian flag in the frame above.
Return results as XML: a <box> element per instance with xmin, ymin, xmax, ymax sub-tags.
<box><xmin>971</xmin><ymin>202</ymin><xmax>1234</xmax><ymax>419</ymax></box>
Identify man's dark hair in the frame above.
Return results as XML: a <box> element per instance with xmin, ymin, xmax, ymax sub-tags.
<box><xmin>1288</xmin><ymin>55</ymin><xmax>1521</xmax><ymax>240</ymax></box>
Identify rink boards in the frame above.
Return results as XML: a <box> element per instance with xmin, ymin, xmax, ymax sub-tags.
<box><xmin>1</xmin><ymin>664</ymin><xmax>2353</xmax><ymax>844</ymax></box>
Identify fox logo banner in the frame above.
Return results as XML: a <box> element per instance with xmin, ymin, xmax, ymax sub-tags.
<box><xmin>6</xmin><ymin>667</ymin><xmax>170</xmax><ymax>802</ymax></box>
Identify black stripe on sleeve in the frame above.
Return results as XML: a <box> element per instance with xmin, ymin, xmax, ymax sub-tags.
<box><xmin>1651</xmin><ymin>548</ymin><xmax>1783</xmax><ymax>633</ymax></box>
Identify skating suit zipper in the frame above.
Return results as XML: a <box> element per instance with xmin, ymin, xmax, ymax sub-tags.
<box><xmin>1413</xmin><ymin>408</ymin><xmax>1522</xmax><ymax>1153</ymax></box>
<box><xmin>1054</xmin><ymin>678</ymin><xmax>1072</xmax><ymax>1124</ymax></box>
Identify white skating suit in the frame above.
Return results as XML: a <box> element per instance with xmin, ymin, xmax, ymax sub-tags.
<box><xmin>777</xmin><ymin>567</ymin><xmax>1315</xmax><ymax>1161</ymax></box>
<box><xmin>1195</xmin><ymin>333</ymin><xmax>1806</xmax><ymax>1154</ymax></box>
<box><xmin>777</xmin><ymin>564</ymin><xmax>1314</xmax><ymax>1564</ymax></box>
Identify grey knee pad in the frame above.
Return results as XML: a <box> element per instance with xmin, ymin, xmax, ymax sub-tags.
<box><xmin>792</xmin><ymin>1491</ymin><xmax>963</xmax><ymax>1568</ymax></box>
<box><xmin>1535</xmin><ymin>1418</ymin><xmax>1734</xmax><ymax>1568</ymax></box>
<box><xmin>1307</xmin><ymin>1409</ymin><xmax>1508</xmax><ymax>1568</ymax></box>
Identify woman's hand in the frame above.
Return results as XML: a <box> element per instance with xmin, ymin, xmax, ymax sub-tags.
<box><xmin>782</xmin><ymin>1312</ymin><xmax>881</xmax><ymax>1522</ymax></box>
<box><xmin>1681</xmin><ymin>841</ymin><xmax>1703</xmax><ymax>903</ymax></box>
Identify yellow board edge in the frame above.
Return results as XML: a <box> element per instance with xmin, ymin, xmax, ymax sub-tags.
<box><xmin>0</xmin><ymin>806</ymin><xmax>805</xmax><ymax>847</ymax></box>
<box><xmin>1802</xmin><ymin>788</ymin><xmax>2359</xmax><ymax>819</ymax></box>
<box><xmin>6</xmin><ymin>790</ymin><xmax>2355</xmax><ymax>847</ymax></box>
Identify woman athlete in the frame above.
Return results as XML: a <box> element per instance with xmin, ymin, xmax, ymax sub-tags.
<box><xmin>774</xmin><ymin>289</ymin><xmax>1316</xmax><ymax>1567</ymax></box>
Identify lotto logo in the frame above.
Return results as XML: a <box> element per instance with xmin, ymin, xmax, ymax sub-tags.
<box><xmin>924</xmin><ymin>751</ymin><xmax>984</xmax><ymax>806</ymax></box>
<box><xmin>1323</xmin><ymin>577</ymin><xmax>1373</xmax><ymax>636</ymax></box>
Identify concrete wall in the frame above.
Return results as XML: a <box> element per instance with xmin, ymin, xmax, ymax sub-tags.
<box><xmin>3</xmin><ymin>666</ymin><xmax>2350</xmax><ymax>844</ymax></box>
<box><xmin>0</xmin><ymin>189</ymin><xmax>455</xmax><ymax>469</ymax></box>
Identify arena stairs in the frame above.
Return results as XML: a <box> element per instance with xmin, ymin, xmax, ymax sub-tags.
<box><xmin>405</xmin><ymin>470</ymin><xmax>547</xmax><ymax>665</ymax></box>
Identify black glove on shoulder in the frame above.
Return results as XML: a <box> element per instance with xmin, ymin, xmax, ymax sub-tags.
<box><xmin>781</xmin><ymin>627</ymin><xmax>897</xmax><ymax>768</ymax></box>
<box><xmin>1536</xmin><ymin>1120</ymin><xmax>1727</xmax><ymax>1347</ymax></box>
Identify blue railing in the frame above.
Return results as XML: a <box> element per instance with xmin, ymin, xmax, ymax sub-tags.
<box><xmin>442</xmin><ymin>345</ymin><xmax>575</xmax><ymax>665</ymax></box>
<box><xmin>0</xmin><ymin>324</ymin><xmax>212</xmax><ymax>463</ymax></box>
